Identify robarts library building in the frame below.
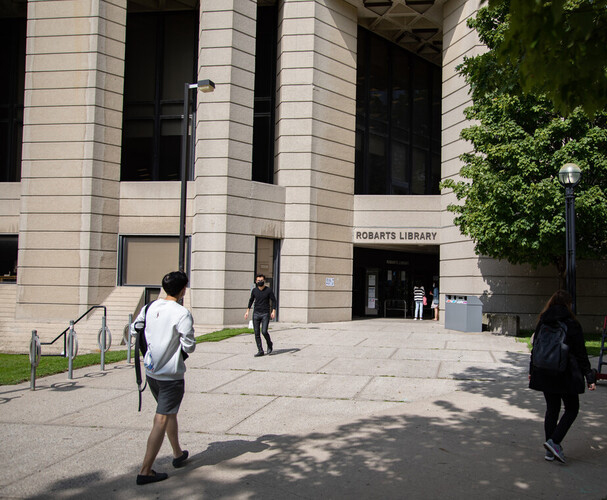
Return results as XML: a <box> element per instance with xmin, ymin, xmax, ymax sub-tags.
<box><xmin>1</xmin><ymin>0</ymin><xmax>605</xmax><ymax>349</ymax></box>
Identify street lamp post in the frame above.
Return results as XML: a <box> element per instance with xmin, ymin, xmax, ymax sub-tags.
<box><xmin>178</xmin><ymin>79</ymin><xmax>215</xmax><ymax>273</ymax></box>
<box><xmin>558</xmin><ymin>162</ymin><xmax>582</xmax><ymax>313</ymax></box>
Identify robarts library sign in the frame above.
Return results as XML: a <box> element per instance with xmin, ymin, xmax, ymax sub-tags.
<box><xmin>354</xmin><ymin>228</ymin><xmax>439</xmax><ymax>243</ymax></box>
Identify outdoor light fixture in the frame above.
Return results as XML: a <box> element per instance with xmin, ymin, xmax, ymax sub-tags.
<box><xmin>558</xmin><ymin>162</ymin><xmax>581</xmax><ymax>187</ymax></box>
<box><xmin>558</xmin><ymin>162</ymin><xmax>582</xmax><ymax>313</ymax></box>
<box><xmin>179</xmin><ymin>79</ymin><xmax>216</xmax><ymax>273</ymax></box>
<box><xmin>197</xmin><ymin>79</ymin><xmax>215</xmax><ymax>93</ymax></box>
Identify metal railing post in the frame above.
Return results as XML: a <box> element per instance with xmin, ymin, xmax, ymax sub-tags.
<box><xmin>127</xmin><ymin>313</ymin><xmax>133</xmax><ymax>364</ymax></box>
<box><xmin>100</xmin><ymin>313</ymin><xmax>106</xmax><ymax>371</ymax></box>
<box><xmin>68</xmin><ymin>320</ymin><xmax>75</xmax><ymax>380</ymax></box>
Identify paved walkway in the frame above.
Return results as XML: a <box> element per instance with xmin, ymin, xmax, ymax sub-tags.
<box><xmin>1</xmin><ymin>319</ymin><xmax>606</xmax><ymax>499</ymax></box>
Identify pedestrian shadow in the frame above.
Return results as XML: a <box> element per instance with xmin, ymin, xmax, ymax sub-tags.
<box><xmin>268</xmin><ymin>348</ymin><xmax>300</xmax><ymax>356</ymax></box>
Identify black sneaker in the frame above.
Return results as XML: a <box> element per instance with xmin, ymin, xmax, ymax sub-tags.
<box><xmin>254</xmin><ymin>351</ymin><xmax>264</xmax><ymax>357</ymax></box>
<box><xmin>136</xmin><ymin>470</ymin><xmax>168</xmax><ymax>485</ymax></box>
<box><xmin>267</xmin><ymin>344</ymin><xmax>273</xmax><ymax>355</ymax></box>
<box><xmin>172</xmin><ymin>450</ymin><xmax>189</xmax><ymax>468</ymax></box>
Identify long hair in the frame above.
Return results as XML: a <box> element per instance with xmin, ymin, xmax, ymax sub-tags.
<box><xmin>537</xmin><ymin>289</ymin><xmax>574</xmax><ymax>324</ymax></box>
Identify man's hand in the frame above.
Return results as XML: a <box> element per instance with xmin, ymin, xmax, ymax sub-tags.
<box><xmin>244</xmin><ymin>310</ymin><xmax>249</xmax><ymax>320</ymax></box>
<box><xmin>588</xmin><ymin>383</ymin><xmax>596</xmax><ymax>391</ymax></box>
<box><xmin>271</xmin><ymin>310</ymin><xmax>275</xmax><ymax>320</ymax></box>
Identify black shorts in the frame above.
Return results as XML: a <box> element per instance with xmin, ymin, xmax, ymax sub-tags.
<box><xmin>147</xmin><ymin>376</ymin><xmax>185</xmax><ymax>415</ymax></box>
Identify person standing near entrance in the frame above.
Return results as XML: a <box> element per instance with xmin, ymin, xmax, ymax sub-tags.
<box><xmin>245</xmin><ymin>274</ymin><xmax>276</xmax><ymax>357</ymax></box>
<box><xmin>134</xmin><ymin>271</ymin><xmax>196</xmax><ymax>485</ymax></box>
<box><xmin>413</xmin><ymin>282</ymin><xmax>425</xmax><ymax>320</ymax></box>
<box><xmin>430</xmin><ymin>281</ymin><xmax>439</xmax><ymax>321</ymax></box>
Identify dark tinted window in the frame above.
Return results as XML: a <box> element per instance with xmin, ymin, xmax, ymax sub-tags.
<box><xmin>355</xmin><ymin>28</ymin><xmax>441</xmax><ymax>195</ymax></box>
<box><xmin>0</xmin><ymin>18</ymin><xmax>26</xmax><ymax>182</ymax></box>
<box><xmin>252</xmin><ymin>5</ymin><xmax>278</xmax><ymax>184</ymax></box>
<box><xmin>121</xmin><ymin>11</ymin><xmax>198</xmax><ymax>181</ymax></box>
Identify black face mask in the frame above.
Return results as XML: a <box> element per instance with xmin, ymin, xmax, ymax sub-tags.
<box><xmin>256</xmin><ymin>280</ymin><xmax>265</xmax><ymax>287</ymax></box>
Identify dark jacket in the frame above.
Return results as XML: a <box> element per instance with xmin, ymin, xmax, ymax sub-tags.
<box><xmin>247</xmin><ymin>286</ymin><xmax>277</xmax><ymax>315</ymax></box>
<box><xmin>529</xmin><ymin>304</ymin><xmax>595</xmax><ymax>394</ymax></box>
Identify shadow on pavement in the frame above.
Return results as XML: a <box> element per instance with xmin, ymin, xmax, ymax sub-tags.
<box><xmin>25</xmin><ymin>351</ymin><xmax>607</xmax><ymax>500</ymax></box>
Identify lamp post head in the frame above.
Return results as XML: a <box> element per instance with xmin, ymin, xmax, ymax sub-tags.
<box><xmin>197</xmin><ymin>79</ymin><xmax>215</xmax><ymax>93</ymax></box>
<box><xmin>558</xmin><ymin>163</ymin><xmax>581</xmax><ymax>187</ymax></box>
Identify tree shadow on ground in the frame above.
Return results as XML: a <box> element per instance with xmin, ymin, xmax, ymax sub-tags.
<box><xmin>22</xmin><ymin>349</ymin><xmax>607</xmax><ymax>499</ymax></box>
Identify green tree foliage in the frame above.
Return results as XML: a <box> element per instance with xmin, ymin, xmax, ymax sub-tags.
<box><xmin>441</xmin><ymin>5</ymin><xmax>607</xmax><ymax>278</ymax></box>
<box><xmin>486</xmin><ymin>0</ymin><xmax>607</xmax><ymax>115</ymax></box>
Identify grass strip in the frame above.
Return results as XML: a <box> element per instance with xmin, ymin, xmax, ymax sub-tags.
<box><xmin>516</xmin><ymin>330</ymin><xmax>604</xmax><ymax>356</ymax></box>
<box><xmin>0</xmin><ymin>328</ymin><xmax>252</xmax><ymax>386</ymax></box>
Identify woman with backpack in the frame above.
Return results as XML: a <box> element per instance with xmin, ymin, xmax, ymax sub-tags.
<box><xmin>529</xmin><ymin>290</ymin><xmax>596</xmax><ymax>464</ymax></box>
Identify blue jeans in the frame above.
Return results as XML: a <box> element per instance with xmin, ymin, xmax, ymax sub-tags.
<box><xmin>414</xmin><ymin>301</ymin><xmax>423</xmax><ymax>319</ymax></box>
<box><xmin>253</xmin><ymin>312</ymin><xmax>272</xmax><ymax>352</ymax></box>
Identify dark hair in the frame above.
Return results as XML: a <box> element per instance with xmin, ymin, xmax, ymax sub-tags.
<box><xmin>538</xmin><ymin>289</ymin><xmax>574</xmax><ymax>323</ymax></box>
<box><xmin>162</xmin><ymin>271</ymin><xmax>188</xmax><ymax>297</ymax></box>
<box><xmin>256</xmin><ymin>274</ymin><xmax>265</xmax><ymax>280</ymax></box>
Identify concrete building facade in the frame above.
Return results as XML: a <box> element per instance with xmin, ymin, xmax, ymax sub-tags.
<box><xmin>1</xmin><ymin>0</ymin><xmax>604</xmax><ymax>350</ymax></box>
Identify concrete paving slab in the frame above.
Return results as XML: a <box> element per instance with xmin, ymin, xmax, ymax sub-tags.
<box><xmin>437</xmin><ymin>361</ymin><xmax>527</xmax><ymax>380</ymax></box>
<box><xmin>319</xmin><ymin>357</ymin><xmax>439</xmax><ymax>378</ymax></box>
<box><xmin>184</xmin><ymin>351</ymin><xmax>239</xmax><ymax>368</ymax></box>
<box><xmin>0</xmin><ymin>423</ymin><xmax>123</xmax><ymax>488</ymax></box>
<box><xmin>269</xmin><ymin>329</ymin><xmax>372</xmax><ymax>346</ymax></box>
<box><xmin>186</xmin><ymin>367</ymin><xmax>251</xmax><ymax>393</ymax></box>
<box><xmin>446</xmin><ymin>338</ymin><xmax>529</xmax><ymax>352</ymax></box>
<box><xmin>293</xmin><ymin>344</ymin><xmax>398</xmax><ymax>359</ymax></box>
<box><xmin>212</xmin><ymin>370</ymin><xmax>373</xmax><ymax>399</ymax></box>
<box><xmin>357</xmin><ymin>377</ymin><xmax>466</xmax><ymax>402</ymax></box>
<box><xmin>205</xmin><ymin>352</ymin><xmax>332</xmax><ymax>373</ymax></box>
<box><xmin>391</xmin><ymin>347</ymin><xmax>495</xmax><ymax>362</ymax></box>
<box><xmin>227</xmin><ymin>396</ymin><xmax>402</xmax><ymax>435</ymax></box>
<box><xmin>0</xmin><ymin>385</ymin><xmax>129</xmax><ymax>424</ymax></box>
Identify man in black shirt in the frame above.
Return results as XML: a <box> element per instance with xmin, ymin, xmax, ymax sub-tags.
<box><xmin>244</xmin><ymin>274</ymin><xmax>276</xmax><ymax>357</ymax></box>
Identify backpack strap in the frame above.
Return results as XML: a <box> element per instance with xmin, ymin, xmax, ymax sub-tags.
<box><xmin>134</xmin><ymin>301</ymin><xmax>154</xmax><ymax>412</ymax></box>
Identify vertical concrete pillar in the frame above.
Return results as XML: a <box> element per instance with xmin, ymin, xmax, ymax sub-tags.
<box><xmin>440</xmin><ymin>0</ymin><xmax>482</xmax><ymax>302</ymax></box>
<box><xmin>18</xmin><ymin>0</ymin><xmax>126</xmax><ymax>319</ymax></box>
<box><xmin>191</xmin><ymin>1</ymin><xmax>257</xmax><ymax>324</ymax></box>
<box><xmin>275</xmin><ymin>0</ymin><xmax>357</xmax><ymax>322</ymax></box>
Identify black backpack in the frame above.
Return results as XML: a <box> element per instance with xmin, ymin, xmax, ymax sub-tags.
<box><xmin>532</xmin><ymin>321</ymin><xmax>569</xmax><ymax>373</ymax></box>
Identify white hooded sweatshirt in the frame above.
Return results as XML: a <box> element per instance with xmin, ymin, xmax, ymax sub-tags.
<box><xmin>131</xmin><ymin>299</ymin><xmax>196</xmax><ymax>381</ymax></box>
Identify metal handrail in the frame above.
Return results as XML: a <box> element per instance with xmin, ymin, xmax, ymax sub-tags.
<box><xmin>41</xmin><ymin>305</ymin><xmax>107</xmax><ymax>357</ymax></box>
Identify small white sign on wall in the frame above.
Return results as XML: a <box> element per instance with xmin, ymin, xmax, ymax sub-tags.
<box><xmin>325</xmin><ymin>277</ymin><xmax>335</xmax><ymax>287</ymax></box>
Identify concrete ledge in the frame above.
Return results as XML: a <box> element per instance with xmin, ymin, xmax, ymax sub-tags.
<box><xmin>486</xmin><ymin>313</ymin><xmax>520</xmax><ymax>337</ymax></box>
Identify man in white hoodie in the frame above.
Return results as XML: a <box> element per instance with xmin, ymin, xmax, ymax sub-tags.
<box><xmin>133</xmin><ymin>271</ymin><xmax>196</xmax><ymax>485</ymax></box>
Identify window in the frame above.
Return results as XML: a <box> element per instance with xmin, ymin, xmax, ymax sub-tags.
<box><xmin>252</xmin><ymin>4</ymin><xmax>278</xmax><ymax>184</ymax></box>
<box><xmin>121</xmin><ymin>11</ymin><xmax>198</xmax><ymax>181</ymax></box>
<box><xmin>0</xmin><ymin>235</ymin><xmax>18</xmax><ymax>282</ymax></box>
<box><xmin>355</xmin><ymin>28</ymin><xmax>441</xmax><ymax>195</ymax></box>
<box><xmin>255</xmin><ymin>237</ymin><xmax>280</xmax><ymax>317</ymax></box>
<box><xmin>118</xmin><ymin>236</ymin><xmax>189</xmax><ymax>286</ymax></box>
<box><xmin>0</xmin><ymin>18</ymin><xmax>26</xmax><ymax>182</ymax></box>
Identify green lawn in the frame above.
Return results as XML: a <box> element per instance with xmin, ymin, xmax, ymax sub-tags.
<box><xmin>0</xmin><ymin>327</ymin><xmax>252</xmax><ymax>386</ymax></box>
<box><xmin>516</xmin><ymin>330</ymin><xmax>605</xmax><ymax>357</ymax></box>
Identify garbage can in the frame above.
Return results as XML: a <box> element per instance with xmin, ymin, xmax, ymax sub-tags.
<box><xmin>444</xmin><ymin>295</ymin><xmax>483</xmax><ymax>332</ymax></box>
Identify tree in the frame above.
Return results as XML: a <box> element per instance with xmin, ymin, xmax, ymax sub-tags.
<box><xmin>441</xmin><ymin>4</ymin><xmax>607</xmax><ymax>280</ymax></box>
<box><xmin>486</xmin><ymin>0</ymin><xmax>607</xmax><ymax>115</ymax></box>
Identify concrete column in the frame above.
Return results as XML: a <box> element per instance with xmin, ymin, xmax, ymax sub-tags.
<box><xmin>275</xmin><ymin>0</ymin><xmax>357</xmax><ymax>322</ymax></box>
<box><xmin>191</xmin><ymin>1</ymin><xmax>258</xmax><ymax>324</ymax></box>
<box><xmin>440</xmin><ymin>0</ymin><xmax>559</xmax><ymax>328</ymax></box>
<box><xmin>18</xmin><ymin>0</ymin><xmax>126</xmax><ymax>319</ymax></box>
